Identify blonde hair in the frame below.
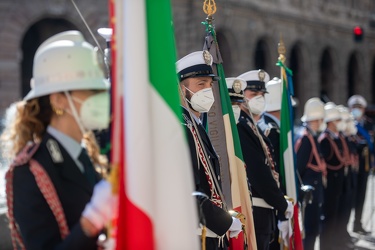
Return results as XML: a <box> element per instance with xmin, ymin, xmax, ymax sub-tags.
<box><xmin>1</xmin><ymin>96</ymin><xmax>108</xmax><ymax>173</ymax></box>
<box><xmin>1</xmin><ymin>96</ymin><xmax>52</xmax><ymax>158</ymax></box>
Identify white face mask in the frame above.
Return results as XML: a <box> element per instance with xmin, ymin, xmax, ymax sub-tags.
<box><xmin>352</xmin><ymin>108</ymin><xmax>363</xmax><ymax>120</ymax></box>
<box><xmin>346</xmin><ymin>121</ymin><xmax>358</xmax><ymax>135</ymax></box>
<box><xmin>247</xmin><ymin>95</ymin><xmax>265</xmax><ymax>115</ymax></box>
<box><xmin>318</xmin><ymin>121</ymin><xmax>327</xmax><ymax>132</ymax></box>
<box><xmin>232</xmin><ymin>105</ymin><xmax>241</xmax><ymax>123</ymax></box>
<box><xmin>185</xmin><ymin>87</ymin><xmax>215</xmax><ymax>113</ymax></box>
<box><xmin>337</xmin><ymin>120</ymin><xmax>347</xmax><ymax>132</ymax></box>
<box><xmin>65</xmin><ymin>91</ymin><xmax>110</xmax><ymax>134</ymax></box>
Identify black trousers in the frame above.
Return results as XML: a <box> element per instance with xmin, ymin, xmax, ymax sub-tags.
<box><xmin>320</xmin><ymin>170</ymin><xmax>344</xmax><ymax>249</ymax></box>
<box><xmin>354</xmin><ymin>169</ymin><xmax>369</xmax><ymax>227</ymax></box>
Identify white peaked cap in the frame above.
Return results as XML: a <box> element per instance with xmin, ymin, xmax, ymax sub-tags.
<box><xmin>24</xmin><ymin>30</ymin><xmax>108</xmax><ymax>101</ymax></box>
<box><xmin>238</xmin><ymin>70</ymin><xmax>270</xmax><ymax>93</ymax></box>
<box><xmin>301</xmin><ymin>97</ymin><xmax>325</xmax><ymax>122</ymax></box>
<box><xmin>176</xmin><ymin>51</ymin><xmax>216</xmax><ymax>82</ymax></box>
<box><xmin>226</xmin><ymin>77</ymin><xmax>246</xmax><ymax>102</ymax></box>
<box><xmin>347</xmin><ymin>95</ymin><xmax>367</xmax><ymax>108</ymax></box>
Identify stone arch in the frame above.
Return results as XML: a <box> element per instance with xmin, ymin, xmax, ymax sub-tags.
<box><xmin>319</xmin><ymin>47</ymin><xmax>337</xmax><ymax>102</ymax></box>
<box><xmin>216</xmin><ymin>29</ymin><xmax>238</xmax><ymax>76</ymax></box>
<box><xmin>289</xmin><ymin>41</ymin><xmax>308</xmax><ymax>118</ymax></box>
<box><xmin>347</xmin><ymin>51</ymin><xmax>366</xmax><ymax>100</ymax></box>
<box><xmin>21</xmin><ymin>18</ymin><xmax>79</xmax><ymax>97</ymax></box>
<box><xmin>0</xmin><ymin>0</ymin><xmax>108</xmax><ymax>105</ymax></box>
<box><xmin>254</xmin><ymin>37</ymin><xmax>272</xmax><ymax>73</ymax></box>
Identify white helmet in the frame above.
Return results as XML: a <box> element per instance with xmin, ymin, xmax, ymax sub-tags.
<box><xmin>324</xmin><ymin>102</ymin><xmax>341</xmax><ymax>123</ymax></box>
<box><xmin>265</xmin><ymin>77</ymin><xmax>282</xmax><ymax>112</ymax></box>
<box><xmin>301</xmin><ymin>97</ymin><xmax>325</xmax><ymax>122</ymax></box>
<box><xmin>337</xmin><ymin>105</ymin><xmax>350</xmax><ymax>132</ymax></box>
<box><xmin>265</xmin><ymin>77</ymin><xmax>297</xmax><ymax>112</ymax></box>
<box><xmin>346</xmin><ymin>117</ymin><xmax>358</xmax><ymax>135</ymax></box>
<box><xmin>347</xmin><ymin>95</ymin><xmax>367</xmax><ymax>108</ymax></box>
<box><xmin>24</xmin><ymin>30</ymin><xmax>109</xmax><ymax>101</ymax></box>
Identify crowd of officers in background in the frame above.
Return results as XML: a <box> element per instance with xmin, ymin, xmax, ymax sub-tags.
<box><xmin>177</xmin><ymin>50</ymin><xmax>375</xmax><ymax>250</ymax></box>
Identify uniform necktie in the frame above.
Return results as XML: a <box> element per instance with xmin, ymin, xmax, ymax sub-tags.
<box><xmin>78</xmin><ymin>148</ymin><xmax>97</xmax><ymax>187</ymax></box>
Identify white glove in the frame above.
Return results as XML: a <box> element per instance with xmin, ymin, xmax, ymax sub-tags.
<box><xmin>228</xmin><ymin>217</ymin><xmax>242</xmax><ymax>238</ymax></box>
<box><xmin>285</xmin><ymin>200</ymin><xmax>294</xmax><ymax>219</ymax></box>
<box><xmin>82</xmin><ymin>180</ymin><xmax>118</xmax><ymax>230</ymax></box>
<box><xmin>277</xmin><ymin>220</ymin><xmax>292</xmax><ymax>247</ymax></box>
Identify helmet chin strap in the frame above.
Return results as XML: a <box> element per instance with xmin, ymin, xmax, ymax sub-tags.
<box><xmin>64</xmin><ymin>91</ymin><xmax>87</xmax><ymax>137</ymax></box>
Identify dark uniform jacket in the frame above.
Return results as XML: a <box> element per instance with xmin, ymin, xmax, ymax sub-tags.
<box><xmin>181</xmin><ymin>108</ymin><xmax>232</xmax><ymax>245</ymax></box>
<box><xmin>237</xmin><ymin>110</ymin><xmax>287</xmax><ymax>234</ymax></box>
<box><xmin>319</xmin><ymin>129</ymin><xmax>345</xmax><ymax>171</ymax></box>
<box><xmin>10</xmin><ymin>133</ymin><xmax>100</xmax><ymax>250</ymax></box>
<box><xmin>295</xmin><ymin>126</ymin><xmax>325</xmax><ymax>203</ymax></box>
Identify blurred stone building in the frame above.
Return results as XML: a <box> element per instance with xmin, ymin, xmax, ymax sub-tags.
<box><xmin>0</xmin><ymin>0</ymin><xmax>375</xmax><ymax>118</ymax></box>
<box><xmin>0</xmin><ymin>0</ymin><xmax>375</xmax><ymax>249</ymax></box>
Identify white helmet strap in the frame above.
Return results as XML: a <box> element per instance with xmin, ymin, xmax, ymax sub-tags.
<box><xmin>64</xmin><ymin>91</ymin><xmax>87</xmax><ymax>136</ymax></box>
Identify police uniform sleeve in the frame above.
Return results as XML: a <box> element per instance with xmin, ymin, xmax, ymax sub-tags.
<box><xmin>296</xmin><ymin>136</ymin><xmax>312</xmax><ymax>177</ymax></box>
<box><xmin>183</xmin><ymin>125</ymin><xmax>233</xmax><ymax>236</ymax></box>
<box><xmin>12</xmin><ymin>164</ymin><xmax>97</xmax><ymax>250</ymax></box>
<box><xmin>237</xmin><ymin>122</ymin><xmax>288</xmax><ymax>215</ymax></box>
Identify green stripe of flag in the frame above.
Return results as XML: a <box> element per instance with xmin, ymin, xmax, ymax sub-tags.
<box><xmin>146</xmin><ymin>0</ymin><xmax>180</xmax><ymax>118</ymax></box>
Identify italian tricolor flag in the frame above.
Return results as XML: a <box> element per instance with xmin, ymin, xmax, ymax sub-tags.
<box><xmin>110</xmin><ymin>0</ymin><xmax>199</xmax><ymax>249</ymax></box>
<box><xmin>279</xmin><ymin>60</ymin><xmax>303</xmax><ymax>250</ymax></box>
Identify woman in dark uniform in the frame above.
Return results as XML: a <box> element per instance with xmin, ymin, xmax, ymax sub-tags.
<box><xmin>1</xmin><ymin>31</ymin><xmax>116</xmax><ymax>250</ymax></box>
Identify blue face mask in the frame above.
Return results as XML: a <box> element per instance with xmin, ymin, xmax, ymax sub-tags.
<box><xmin>352</xmin><ymin>108</ymin><xmax>363</xmax><ymax>120</ymax></box>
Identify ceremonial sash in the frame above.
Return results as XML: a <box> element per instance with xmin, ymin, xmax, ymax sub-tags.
<box><xmin>318</xmin><ymin>132</ymin><xmax>345</xmax><ymax>170</ymax></box>
<box><xmin>295</xmin><ymin>129</ymin><xmax>326</xmax><ymax>175</ymax></box>
<box><xmin>6</xmin><ymin>143</ymin><xmax>70</xmax><ymax>250</ymax></box>
<box><xmin>183</xmin><ymin>115</ymin><xmax>223</xmax><ymax>208</ymax></box>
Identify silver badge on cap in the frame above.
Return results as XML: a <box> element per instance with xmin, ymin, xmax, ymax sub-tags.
<box><xmin>258</xmin><ymin>70</ymin><xmax>266</xmax><ymax>82</ymax></box>
<box><xmin>233</xmin><ymin>80</ymin><xmax>242</xmax><ymax>94</ymax></box>
<box><xmin>203</xmin><ymin>50</ymin><xmax>213</xmax><ymax>65</ymax></box>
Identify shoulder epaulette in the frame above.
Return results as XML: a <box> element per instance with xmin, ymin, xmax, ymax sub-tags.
<box><xmin>11</xmin><ymin>142</ymin><xmax>40</xmax><ymax>168</ymax></box>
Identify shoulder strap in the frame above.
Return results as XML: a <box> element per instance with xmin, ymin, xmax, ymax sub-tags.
<box><xmin>6</xmin><ymin>143</ymin><xmax>70</xmax><ymax>250</ymax></box>
<box><xmin>319</xmin><ymin>132</ymin><xmax>345</xmax><ymax>170</ymax></box>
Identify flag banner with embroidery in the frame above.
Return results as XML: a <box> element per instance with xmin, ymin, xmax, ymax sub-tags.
<box><xmin>203</xmin><ymin>21</ymin><xmax>257</xmax><ymax>250</ymax></box>
<box><xmin>111</xmin><ymin>0</ymin><xmax>198</xmax><ymax>249</ymax></box>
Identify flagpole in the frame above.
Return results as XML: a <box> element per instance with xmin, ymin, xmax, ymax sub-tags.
<box><xmin>200</xmin><ymin>1</ymin><xmax>258</xmax><ymax>249</ymax></box>
<box><xmin>277</xmin><ymin>34</ymin><xmax>304</xmax><ymax>250</ymax></box>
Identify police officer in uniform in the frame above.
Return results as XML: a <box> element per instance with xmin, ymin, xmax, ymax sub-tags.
<box><xmin>236</xmin><ymin>70</ymin><xmax>293</xmax><ymax>250</ymax></box>
<box><xmin>318</xmin><ymin>103</ymin><xmax>345</xmax><ymax>249</ymax></box>
<box><xmin>348</xmin><ymin>95</ymin><xmax>374</xmax><ymax>234</ymax></box>
<box><xmin>1</xmin><ymin>31</ymin><xmax>116</xmax><ymax>249</ymax></box>
<box><xmin>176</xmin><ymin>51</ymin><xmax>242</xmax><ymax>250</ymax></box>
<box><xmin>295</xmin><ymin>98</ymin><xmax>326</xmax><ymax>250</ymax></box>
<box><xmin>226</xmin><ymin>77</ymin><xmax>247</xmax><ymax>123</ymax></box>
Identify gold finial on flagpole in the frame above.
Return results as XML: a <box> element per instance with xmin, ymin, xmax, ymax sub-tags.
<box><xmin>278</xmin><ymin>33</ymin><xmax>286</xmax><ymax>64</ymax></box>
<box><xmin>203</xmin><ymin>0</ymin><xmax>217</xmax><ymax>17</ymax></box>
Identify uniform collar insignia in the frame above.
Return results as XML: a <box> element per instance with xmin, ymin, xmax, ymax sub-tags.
<box><xmin>46</xmin><ymin>139</ymin><xmax>64</xmax><ymax>163</ymax></box>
